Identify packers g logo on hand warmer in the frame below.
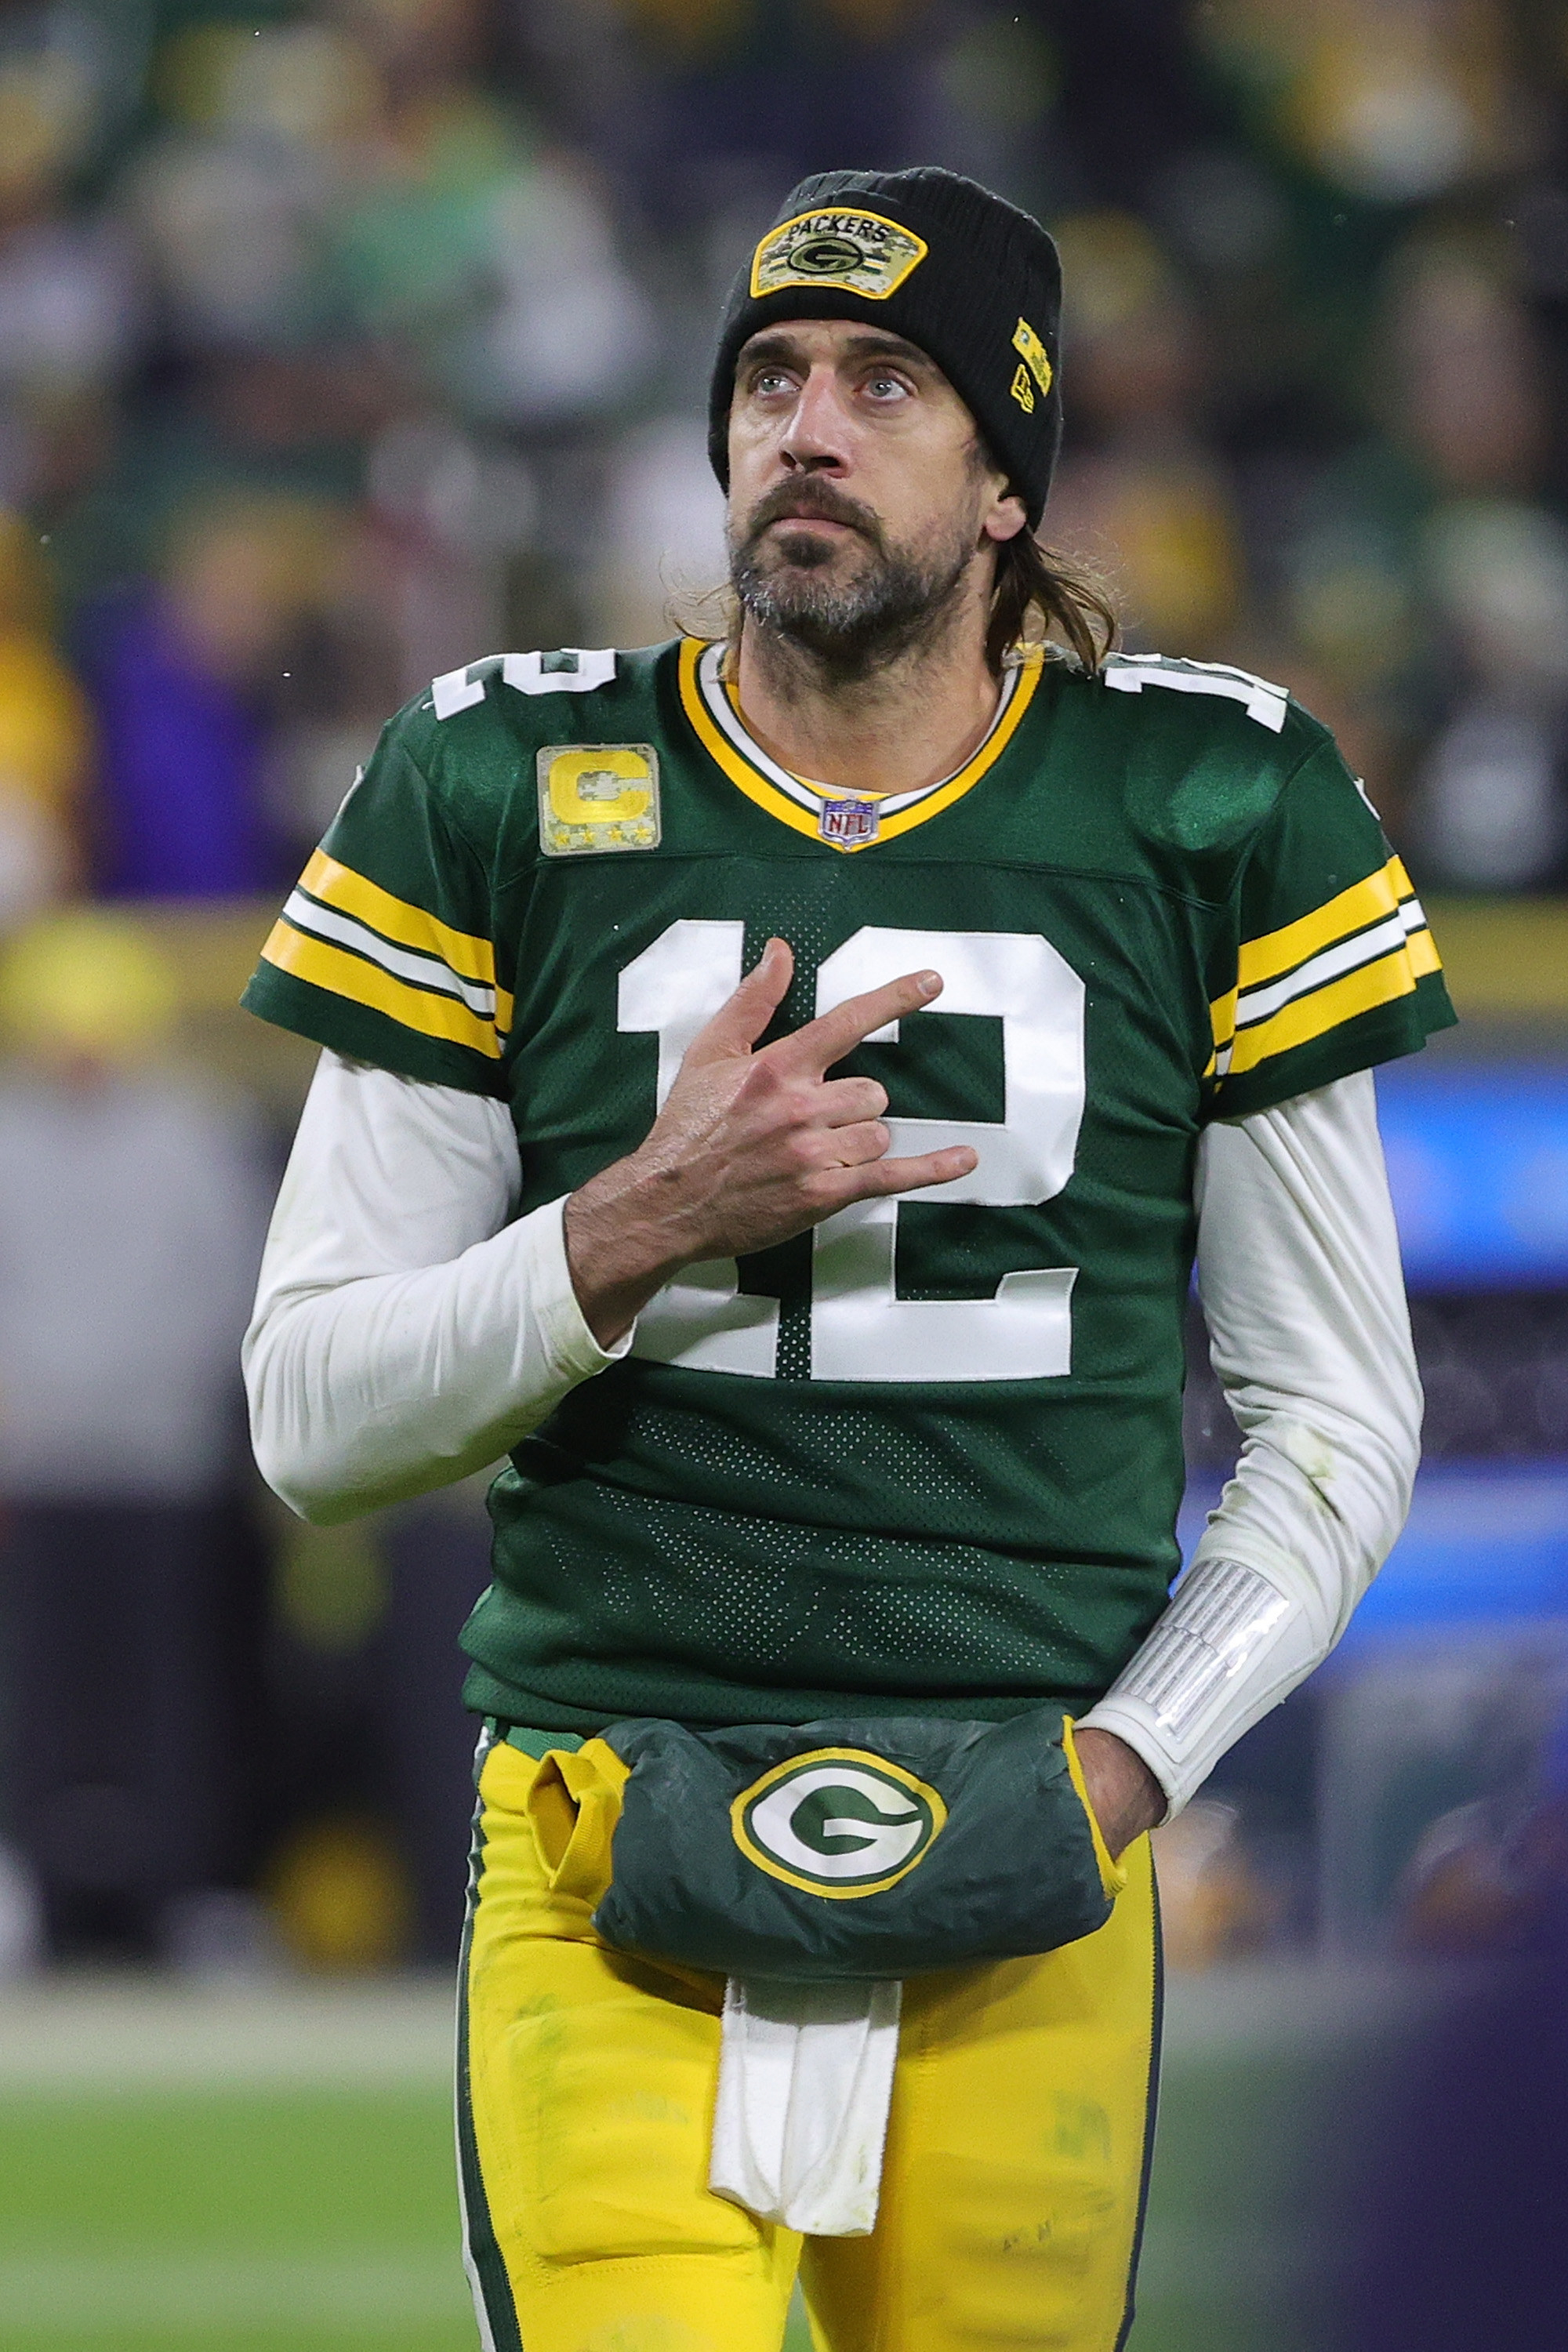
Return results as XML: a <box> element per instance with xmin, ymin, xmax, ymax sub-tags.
<box><xmin>731</xmin><ymin>1749</ymin><xmax>946</xmax><ymax>1898</ymax></box>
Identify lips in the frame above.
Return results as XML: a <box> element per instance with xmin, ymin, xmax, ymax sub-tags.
<box><xmin>753</xmin><ymin>493</ymin><xmax>872</xmax><ymax>543</ymax></box>
<box><xmin>769</xmin><ymin>510</ymin><xmax>857</xmax><ymax>532</ymax></box>
<box><xmin>738</xmin><ymin>481</ymin><xmax>884</xmax><ymax>569</ymax></box>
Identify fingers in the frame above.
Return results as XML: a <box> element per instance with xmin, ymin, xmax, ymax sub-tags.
<box><xmin>842</xmin><ymin>1145</ymin><xmax>978</xmax><ymax>1198</ymax></box>
<box><xmin>773</xmin><ymin>968</ymin><xmax>943</xmax><ymax>1077</ymax></box>
<box><xmin>817</xmin><ymin>1074</ymin><xmax>888</xmax><ymax>1128</ymax></box>
<box><xmin>818</xmin><ymin>1118</ymin><xmax>891</xmax><ymax>1170</ymax></box>
<box><xmin>684</xmin><ymin>938</ymin><xmax>793</xmax><ymax>1067</ymax></box>
<box><xmin>790</xmin><ymin>1142</ymin><xmax>978</xmax><ymax>1214</ymax></box>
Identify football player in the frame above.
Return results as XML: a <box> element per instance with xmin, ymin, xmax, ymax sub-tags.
<box><xmin>242</xmin><ymin>169</ymin><xmax>1451</xmax><ymax>2350</ymax></box>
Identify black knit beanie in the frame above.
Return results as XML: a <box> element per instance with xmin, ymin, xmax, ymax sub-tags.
<box><xmin>708</xmin><ymin>167</ymin><xmax>1063</xmax><ymax>527</ymax></box>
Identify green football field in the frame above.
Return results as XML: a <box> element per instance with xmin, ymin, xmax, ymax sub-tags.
<box><xmin>0</xmin><ymin>1966</ymin><xmax>1417</xmax><ymax>2351</ymax></box>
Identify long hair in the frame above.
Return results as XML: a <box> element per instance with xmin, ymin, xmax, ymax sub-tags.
<box><xmin>987</xmin><ymin>529</ymin><xmax>1119</xmax><ymax>676</ymax></box>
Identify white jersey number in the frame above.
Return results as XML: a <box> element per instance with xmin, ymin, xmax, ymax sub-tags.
<box><xmin>1102</xmin><ymin>652</ymin><xmax>1288</xmax><ymax>734</ymax></box>
<box><xmin>618</xmin><ymin>920</ymin><xmax>1085</xmax><ymax>1383</ymax></box>
<box><xmin>616</xmin><ymin>920</ymin><xmax>782</xmax><ymax>1377</ymax></box>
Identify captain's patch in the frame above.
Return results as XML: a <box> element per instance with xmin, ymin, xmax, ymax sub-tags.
<box><xmin>537</xmin><ymin>745</ymin><xmax>660</xmax><ymax>855</ymax></box>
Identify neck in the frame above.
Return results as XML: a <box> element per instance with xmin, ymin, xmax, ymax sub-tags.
<box><xmin>731</xmin><ymin>561</ymin><xmax>1001</xmax><ymax>796</ymax></box>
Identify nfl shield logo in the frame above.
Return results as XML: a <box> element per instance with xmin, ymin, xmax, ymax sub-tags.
<box><xmin>818</xmin><ymin>796</ymin><xmax>880</xmax><ymax>848</ymax></box>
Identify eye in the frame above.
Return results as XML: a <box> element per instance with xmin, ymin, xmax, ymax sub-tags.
<box><xmin>749</xmin><ymin>367</ymin><xmax>795</xmax><ymax>397</ymax></box>
<box><xmin>862</xmin><ymin>371</ymin><xmax>911</xmax><ymax>402</ymax></box>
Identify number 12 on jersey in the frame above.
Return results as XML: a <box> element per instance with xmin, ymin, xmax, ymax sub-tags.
<box><xmin>617</xmin><ymin>920</ymin><xmax>1086</xmax><ymax>1383</ymax></box>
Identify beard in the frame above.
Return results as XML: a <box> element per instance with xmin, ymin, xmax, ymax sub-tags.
<box><xmin>728</xmin><ymin>478</ymin><xmax>976</xmax><ymax>681</ymax></box>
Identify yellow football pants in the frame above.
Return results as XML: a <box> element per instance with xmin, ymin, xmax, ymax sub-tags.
<box><xmin>458</xmin><ymin>1733</ymin><xmax>1160</xmax><ymax>2352</ymax></box>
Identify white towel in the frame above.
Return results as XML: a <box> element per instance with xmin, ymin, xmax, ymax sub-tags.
<box><xmin>708</xmin><ymin>1976</ymin><xmax>902</xmax><ymax>2237</ymax></box>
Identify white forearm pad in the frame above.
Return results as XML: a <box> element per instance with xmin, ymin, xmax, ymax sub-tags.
<box><xmin>1081</xmin><ymin>1069</ymin><xmax>1421</xmax><ymax>1815</ymax></box>
<box><xmin>244</xmin><ymin>1052</ymin><xmax>626</xmax><ymax>1523</ymax></box>
<box><xmin>1081</xmin><ymin>1557</ymin><xmax>1328</xmax><ymax>1817</ymax></box>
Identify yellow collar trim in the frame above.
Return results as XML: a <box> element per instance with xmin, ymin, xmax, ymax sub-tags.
<box><xmin>676</xmin><ymin>637</ymin><xmax>1045</xmax><ymax>852</ymax></box>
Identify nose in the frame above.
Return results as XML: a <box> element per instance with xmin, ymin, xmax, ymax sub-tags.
<box><xmin>778</xmin><ymin>363</ymin><xmax>848</xmax><ymax>475</ymax></box>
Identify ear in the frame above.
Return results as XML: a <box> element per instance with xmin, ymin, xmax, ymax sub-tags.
<box><xmin>982</xmin><ymin>488</ymin><xmax>1029</xmax><ymax>546</ymax></box>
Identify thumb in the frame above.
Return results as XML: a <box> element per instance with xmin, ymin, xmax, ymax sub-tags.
<box><xmin>684</xmin><ymin>938</ymin><xmax>793</xmax><ymax>1065</ymax></box>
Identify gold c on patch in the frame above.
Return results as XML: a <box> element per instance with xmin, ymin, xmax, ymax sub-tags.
<box><xmin>537</xmin><ymin>745</ymin><xmax>660</xmax><ymax>855</ymax></box>
<box><xmin>750</xmin><ymin>208</ymin><xmax>927</xmax><ymax>302</ymax></box>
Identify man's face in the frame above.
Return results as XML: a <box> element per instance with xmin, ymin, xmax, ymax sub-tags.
<box><xmin>725</xmin><ymin>318</ymin><xmax>1025</xmax><ymax>672</ymax></box>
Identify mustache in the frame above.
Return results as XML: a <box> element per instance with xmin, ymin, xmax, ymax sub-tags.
<box><xmin>738</xmin><ymin>478</ymin><xmax>885</xmax><ymax>554</ymax></box>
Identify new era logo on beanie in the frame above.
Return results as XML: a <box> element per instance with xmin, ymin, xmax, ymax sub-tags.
<box><xmin>710</xmin><ymin>166</ymin><xmax>1064</xmax><ymax>527</ymax></box>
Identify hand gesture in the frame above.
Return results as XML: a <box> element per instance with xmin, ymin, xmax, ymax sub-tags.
<box><xmin>564</xmin><ymin>938</ymin><xmax>977</xmax><ymax>1346</ymax></box>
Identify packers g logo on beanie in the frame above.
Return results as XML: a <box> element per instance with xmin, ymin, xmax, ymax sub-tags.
<box><xmin>750</xmin><ymin>209</ymin><xmax>928</xmax><ymax>303</ymax></box>
<box><xmin>731</xmin><ymin>1748</ymin><xmax>946</xmax><ymax>1897</ymax></box>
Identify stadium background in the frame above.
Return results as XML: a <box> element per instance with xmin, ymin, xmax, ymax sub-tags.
<box><xmin>1</xmin><ymin>1</ymin><xmax>1566</xmax><ymax>2346</ymax></box>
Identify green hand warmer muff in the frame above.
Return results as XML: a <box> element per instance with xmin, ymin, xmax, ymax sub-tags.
<box><xmin>591</xmin><ymin>1708</ymin><xmax>1116</xmax><ymax>1983</ymax></box>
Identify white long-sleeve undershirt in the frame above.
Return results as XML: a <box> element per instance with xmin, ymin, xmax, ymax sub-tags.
<box><xmin>243</xmin><ymin>1051</ymin><xmax>1421</xmax><ymax>1812</ymax></box>
<box><xmin>241</xmin><ymin>1056</ymin><xmax>630</xmax><ymax>1521</ymax></box>
<box><xmin>1079</xmin><ymin>1065</ymin><xmax>1421</xmax><ymax>1810</ymax></box>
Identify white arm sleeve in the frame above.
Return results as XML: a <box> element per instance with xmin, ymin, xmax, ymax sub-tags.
<box><xmin>1080</xmin><ymin>1067</ymin><xmax>1421</xmax><ymax>1816</ymax></box>
<box><xmin>242</xmin><ymin>1051</ymin><xmax>629</xmax><ymax>1524</ymax></box>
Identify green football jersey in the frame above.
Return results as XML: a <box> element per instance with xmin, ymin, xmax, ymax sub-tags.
<box><xmin>244</xmin><ymin>636</ymin><xmax>1454</xmax><ymax>1731</ymax></box>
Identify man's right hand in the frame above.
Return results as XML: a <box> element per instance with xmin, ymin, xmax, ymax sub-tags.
<box><xmin>564</xmin><ymin>937</ymin><xmax>978</xmax><ymax>1348</ymax></box>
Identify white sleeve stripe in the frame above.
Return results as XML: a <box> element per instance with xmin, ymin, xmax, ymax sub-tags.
<box><xmin>1233</xmin><ymin>912</ymin><xmax>1409</xmax><ymax>1029</ymax></box>
<box><xmin>282</xmin><ymin>893</ymin><xmax>499</xmax><ymax>1019</ymax></box>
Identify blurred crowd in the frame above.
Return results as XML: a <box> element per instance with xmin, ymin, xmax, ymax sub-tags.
<box><xmin>0</xmin><ymin>0</ymin><xmax>1561</xmax><ymax>918</ymax></box>
<box><xmin>2</xmin><ymin>0</ymin><xmax>1568</xmax><ymax>1974</ymax></box>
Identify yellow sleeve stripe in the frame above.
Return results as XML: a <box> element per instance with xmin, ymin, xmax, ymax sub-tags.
<box><xmin>1236</xmin><ymin>854</ymin><xmax>1404</xmax><ymax>991</ymax></box>
<box><xmin>301</xmin><ymin>848</ymin><xmax>495</xmax><ymax>989</ymax></box>
<box><xmin>1209</xmin><ymin>845</ymin><xmax>1443</xmax><ymax>1078</ymax></box>
<box><xmin>1210</xmin><ymin>919</ymin><xmax>1440</xmax><ymax>1070</ymax></box>
<box><xmin>260</xmin><ymin>918</ymin><xmax>503</xmax><ymax>1059</ymax></box>
<box><xmin>280</xmin><ymin>888</ymin><xmax>514</xmax><ymax>1033</ymax></box>
<box><xmin>1407</xmin><ymin>925</ymin><xmax>1441</xmax><ymax>980</ymax></box>
<box><xmin>1226</xmin><ymin>945</ymin><xmax>1417</xmax><ymax>1077</ymax></box>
